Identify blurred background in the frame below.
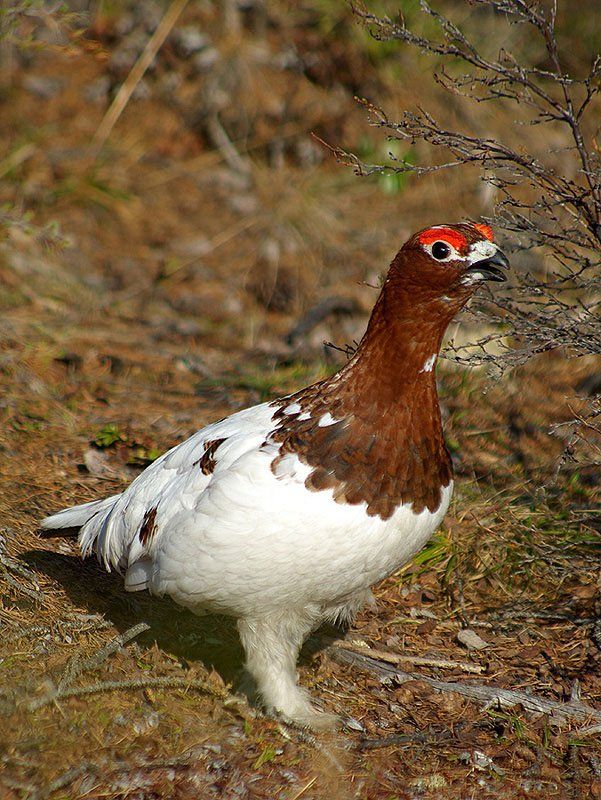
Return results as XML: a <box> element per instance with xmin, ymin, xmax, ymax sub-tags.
<box><xmin>1</xmin><ymin>2</ymin><xmax>600</xmax><ymax>798</ymax></box>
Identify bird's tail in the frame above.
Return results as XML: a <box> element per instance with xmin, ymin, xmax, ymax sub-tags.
<box><xmin>40</xmin><ymin>495</ymin><xmax>120</xmax><ymax>537</ymax></box>
<box><xmin>41</xmin><ymin>493</ymin><xmax>151</xmax><ymax>589</ymax></box>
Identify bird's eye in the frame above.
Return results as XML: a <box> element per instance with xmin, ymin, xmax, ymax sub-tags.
<box><xmin>432</xmin><ymin>241</ymin><xmax>451</xmax><ymax>260</ymax></box>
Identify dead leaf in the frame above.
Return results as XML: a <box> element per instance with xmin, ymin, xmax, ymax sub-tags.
<box><xmin>457</xmin><ymin>629</ymin><xmax>489</xmax><ymax>651</ymax></box>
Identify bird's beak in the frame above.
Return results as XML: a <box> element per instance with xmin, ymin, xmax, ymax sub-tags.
<box><xmin>466</xmin><ymin>249</ymin><xmax>510</xmax><ymax>282</ymax></box>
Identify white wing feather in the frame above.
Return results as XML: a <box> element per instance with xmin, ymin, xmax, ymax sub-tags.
<box><xmin>42</xmin><ymin>401</ymin><xmax>277</xmax><ymax>575</ymax></box>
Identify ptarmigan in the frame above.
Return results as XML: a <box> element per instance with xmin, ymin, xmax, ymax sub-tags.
<box><xmin>41</xmin><ymin>222</ymin><xmax>508</xmax><ymax>729</ymax></box>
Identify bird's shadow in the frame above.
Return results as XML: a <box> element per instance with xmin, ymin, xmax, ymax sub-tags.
<box><xmin>21</xmin><ymin>546</ymin><xmax>340</xmax><ymax>691</ymax></box>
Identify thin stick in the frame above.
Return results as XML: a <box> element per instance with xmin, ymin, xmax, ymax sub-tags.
<box><xmin>331</xmin><ymin>640</ymin><xmax>486</xmax><ymax>675</ymax></box>
<box><xmin>45</xmin><ymin>765</ymin><xmax>91</xmax><ymax>797</ymax></box>
<box><xmin>80</xmin><ymin>622</ymin><xmax>150</xmax><ymax>673</ymax></box>
<box><xmin>289</xmin><ymin>776</ymin><xmax>318</xmax><ymax>800</ymax></box>
<box><xmin>28</xmin><ymin>675</ymin><xmax>228</xmax><ymax>712</ymax></box>
<box><xmin>574</xmin><ymin>722</ymin><xmax>601</xmax><ymax>738</ymax></box>
<box><xmin>58</xmin><ymin>622</ymin><xmax>150</xmax><ymax>690</ymax></box>
<box><xmin>332</xmin><ymin>648</ymin><xmax>601</xmax><ymax>726</ymax></box>
<box><xmin>0</xmin><ymin>567</ymin><xmax>44</xmax><ymax>602</ymax></box>
<box><xmin>88</xmin><ymin>0</ymin><xmax>190</xmax><ymax>158</ymax></box>
<box><xmin>205</xmin><ymin>114</ymin><xmax>251</xmax><ymax>176</ymax></box>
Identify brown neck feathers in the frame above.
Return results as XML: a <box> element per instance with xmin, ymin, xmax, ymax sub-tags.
<box><xmin>270</xmin><ymin>258</ymin><xmax>464</xmax><ymax>519</ymax></box>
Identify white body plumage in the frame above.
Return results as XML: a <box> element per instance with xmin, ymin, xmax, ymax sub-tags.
<box><xmin>42</xmin><ymin>400</ymin><xmax>452</xmax><ymax>728</ymax></box>
<box><xmin>44</xmin><ymin>402</ymin><xmax>451</xmax><ymax>614</ymax></box>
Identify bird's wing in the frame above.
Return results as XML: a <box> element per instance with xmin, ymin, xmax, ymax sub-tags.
<box><xmin>77</xmin><ymin>400</ymin><xmax>279</xmax><ymax>573</ymax></box>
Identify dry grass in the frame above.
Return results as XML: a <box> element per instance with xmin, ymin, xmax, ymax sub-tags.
<box><xmin>1</xmin><ymin>3</ymin><xmax>599</xmax><ymax>798</ymax></box>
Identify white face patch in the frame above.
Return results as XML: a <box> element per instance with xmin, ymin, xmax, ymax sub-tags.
<box><xmin>421</xmin><ymin>230</ymin><xmax>498</xmax><ymax>267</ymax></box>
<box><xmin>459</xmin><ymin>240</ymin><xmax>500</xmax><ymax>285</ymax></box>
<box><xmin>419</xmin><ymin>354</ymin><xmax>437</xmax><ymax>373</ymax></box>
<box><xmin>467</xmin><ymin>239</ymin><xmax>498</xmax><ymax>265</ymax></box>
<box><xmin>461</xmin><ymin>270</ymin><xmax>487</xmax><ymax>285</ymax></box>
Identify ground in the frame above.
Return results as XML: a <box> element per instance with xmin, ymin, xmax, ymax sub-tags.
<box><xmin>0</xmin><ymin>3</ymin><xmax>600</xmax><ymax>799</ymax></box>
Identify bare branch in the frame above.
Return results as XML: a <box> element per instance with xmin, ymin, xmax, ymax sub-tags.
<box><xmin>347</xmin><ymin>0</ymin><xmax>600</xmax><ymax>419</ymax></box>
<box><xmin>332</xmin><ymin>646</ymin><xmax>601</xmax><ymax>726</ymax></box>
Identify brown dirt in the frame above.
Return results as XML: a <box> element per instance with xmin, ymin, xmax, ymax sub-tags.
<box><xmin>1</xmin><ymin>3</ymin><xmax>599</xmax><ymax>799</ymax></box>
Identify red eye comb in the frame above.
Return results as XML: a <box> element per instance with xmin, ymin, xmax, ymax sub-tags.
<box><xmin>473</xmin><ymin>223</ymin><xmax>494</xmax><ymax>242</ymax></box>
<box><xmin>418</xmin><ymin>227</ymin><xmax>467</xmax><ymax>250</ymax></box>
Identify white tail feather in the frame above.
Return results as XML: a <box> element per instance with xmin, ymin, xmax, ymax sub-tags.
<box><xmin>40</xmin><ymin>495</ymin><xmax>120</xmax><ymax>530</ymax></box>
<box><xmin>41</xmin><ymin>495</ymin><xmax>122</xmax><ymax>570</ymax></box>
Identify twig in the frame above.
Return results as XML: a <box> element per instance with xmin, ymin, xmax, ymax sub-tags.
<box><xmin>0</xmin><ymin>143</ymin><xmax>36</xmax><ymax>180</ymax></box>
<box><xmin>331</xmin><ymin>640</ymin><xmax>486</xmax><ymax>674</ymax></box>
<box><xmin>0</xmin><ymin>531</ymin><xmax>42</xmax><ymax>583</ymax></box>
<box><xmin>289</xmin><ymin>776</ymin><xmax>318</xmax><ymax>800</ymax></box>
<box><xmin>204</xmin><ymin>114</ymin><xmax>251</xmax><ymax>176</ymax></box>
<box><xmin>0</xmin><ymin>531</ymin><xmax>45</xmax><ymax>601</ymax></box>
<box><xmin>332</xmin><ymin>648</ymin><xmax>601</xmax><ymax>726</ymax></box>
<box><xmin>5</xmin><ymin>623</ymin><xmax>53</xmax><ymax>644</ymax></box>
<box><xmin>28</xmin><ymin>675</ymin><xmax>228</xmax><ymax>711</ymax></box>
<box><xmin>469</xmin><ymin>605</ymin><xmax>598</xmax><ymax>628</ymax></box>
<box><xmin>43</xmin><ymin>764</ymin><xmax>92</xmax><ymax>800</ymax></box>
<box><xmin>2</xmin><ymin>777</ymin><xmax>37</xmax><ymax>794</ymax></box>
<box><xmin>0</xmin><ymin>568</ymin><xmax>44</xmax><ymax>601</ymax></box>
<box><xmin>88</xmin><ymin>0</ymin><xmax>190</xmax><ymax>158</ymax></box>
<box><xmin>58</xmin><ymin>622</ymin><xmax>150</xmax><ymax>691</ymax></box>
<box><xmin>574</xmin><ymin>722</ymin><xmax>601</xmax><ymax>738</ymax></box>
<box><xmin>358</xmin><ymin>730</ymin><xmax>454</xmax><ymax>751</ymax></box>
<box><xmin>15</xmin><ymin>763</ymin><xmax>96</xmax><ymax>800</ymax></box>
<box><xmin>5</xmin><ymin>617</ymin><xmax>112</xmax><ymax>645</ymax></box>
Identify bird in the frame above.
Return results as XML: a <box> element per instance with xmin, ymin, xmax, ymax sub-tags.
<box><xmin>41</xmin><ymin>221</ymin><xmax>509</xmax><ymax>730</ymax></box>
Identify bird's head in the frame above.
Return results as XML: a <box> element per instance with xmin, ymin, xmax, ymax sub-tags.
<box><xmin>349</xmin><ymin>221</ymin><xmax>511</xmax><ymax>380</ymax></box>
<box><xmin>387</xmin><ymin>222</ymin><xmax>509</xmax><ymax>312</ymax></box>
